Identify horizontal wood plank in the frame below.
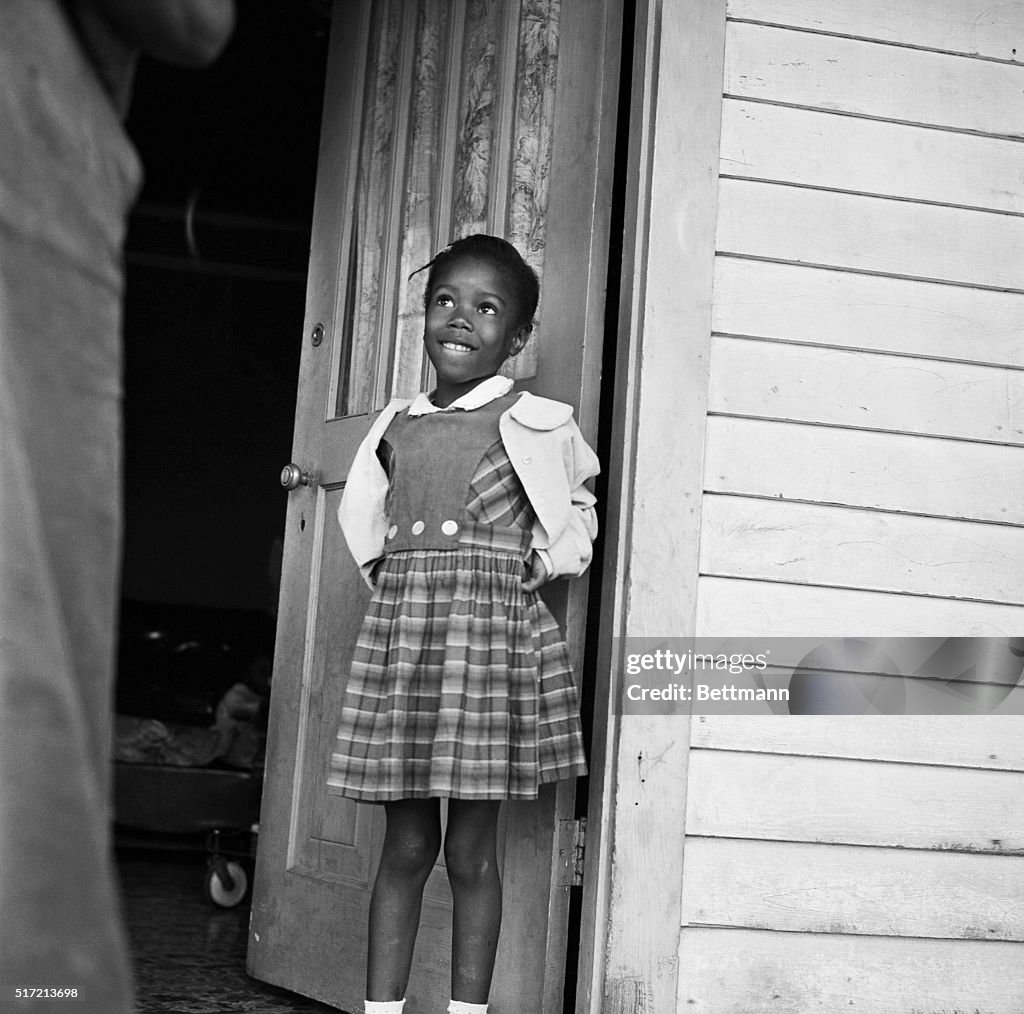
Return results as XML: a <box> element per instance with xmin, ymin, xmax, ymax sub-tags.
<box><xmin>717</xmin><ymin>178</ymin><xmax>1024</xmax><ymax>290</ymax></box>
<box><xmin>684</xmin><ymin>749</ymin><xmax>1024</xmax><ymax>850</ymax></box>
<box><xmin>712</xmin><ymin>257</ymin><xmax>1024</xmax><ymax>368</ymax></box>
<box><xmin>727</xmin><ymin>0</ymin><xmax>1024</xmax><ymax>62</ymax></box>
<box><xmin>704</xmin><ymin>416</ymin><xmax>1024</xmax><ymax>525</ymax></box>
<box><xmin>720</xmin><ymin>100</ymin><xmax>1024</xmax><ymax>214</ymax></box>
<box><xmin>725</xmin><ymin>20</ymin><xmax>1024</xmax><ymax>137</ymax></box>
<box><xmin>691</xmin><ymin>714</ymin><xmax>1024</xmax><ymax>770</ymax></box>
<box><xmin>708</xmin><ymin>336</ymin><xmax>1024</xmax><ymax>445</ymax></box>
<box><xmin>677</xmin><ymin>926</ymin><xmax>1024</xmax><ymax>1012</ymax></box>
<box><xmin>700</xmin><ymin>494</ymin><xmax>1024</xmax><ymax>604</ymax></box>
<box><xmin>695</xmin><ymin>576</ymin><xmax>1024</xmax><ymax>637</ymax></box>
<box><xmin>680</xmin><ymin>836</ymin><xmax>1024</xmax><ymax>939</ymax></box>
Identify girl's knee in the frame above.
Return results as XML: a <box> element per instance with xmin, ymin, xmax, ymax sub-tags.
<box><xmin>381</xmin><ymin>822</ymin><xmax>441</xmax><ymax>879</ymax></box>
<box><xmin>443</xmin><ymin>833</ymin><xmax>498</xmax><ymax>889</ymax></box>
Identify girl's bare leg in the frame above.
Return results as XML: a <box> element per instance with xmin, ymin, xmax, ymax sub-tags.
<box><xmin>367</xmin><ymin>798</ymin><xmax>442</xmax><ymax>1001</ymax></box>
<box><xmin>444</xmin><ymin>799</ymin><xmax>503</xmax><ymax>1004</ymax></box>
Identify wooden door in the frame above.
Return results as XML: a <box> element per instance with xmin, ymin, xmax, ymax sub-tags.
<box><xmin>248</xmin><ymin>2</ymin><xmax>622</xmax><ymax>1011</ymax></box>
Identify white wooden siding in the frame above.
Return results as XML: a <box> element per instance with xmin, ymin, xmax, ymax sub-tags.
<box><xmin>709</xmin><ymin>337</ymin><xmax>1024</xmax><ymax>443</ymax></box>
<box><xmin>718</xmin><ymin>179</ymin><xmax>1024</xmax><ymax>289</ymax></box>
<box><xmin>681</xmin><ymin>837</ymin><xmax>1024</xmax><ymax>938</ymax></box>
<box><xmin>724</xmin><ymin>21</ymin><xmax>1024</xmax><ymax>136</ymax></box>
<box><xmin>701</xmin><ymin>495</ymin><xmax>1024</xmax><ymax>603</ymax></box>
<box><xmin>720</xmin><ymin>101</ymin><xmax>1024</xmax><ymax>214</ymax></box>
<box><xmin>691</xmin><ymin>714</ymin><xmax>1024</xmax><ymax>769</ymax></box>
<box><xmin>705</xmin><ymin>417</ymin><xmax>1024</xmax><ymax>525</ymax></box>
<box><xmin>679</xmin><ymin>728</ymin><xmax>1024</xmax><ymax>1008</ymax></box>
<box><xmin>712</xmin><ymin>258</ymin><xmax>1024</xmax><ymax>367</ymax></box>
<box><xmin>697</xmin><ymin>576</ymin><xmax>1024</xmax><ymax>637</ymax></box>
<box><xmin>677</xmin><ymin>929</ymin><xmax>1024</xmax><ymax>1013</ymax></box>
<box><xmin>686</xmin><ymin>750</ymin><xmax>1024</xmax><ymax>850</ymax></box>
<box><xmin>678</xmin><ymin>3</ymin><xmax>1024</xmax><ymax>1009</ymax></box>
<box><xmin>703</xmin><ymin>9</ymin><xmax>1024</xmax><ymax>635</ymax></box>
<box><xmin>727</xmin><ymin>0</ymin><xmax>1024</xmax><ymax>61</ymax></box>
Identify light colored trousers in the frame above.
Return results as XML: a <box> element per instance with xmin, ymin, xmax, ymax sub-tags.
<box><xmin>0</xmin><ymin>2</ymin><xmax>140</xmax><ymax>1010</ymax></box>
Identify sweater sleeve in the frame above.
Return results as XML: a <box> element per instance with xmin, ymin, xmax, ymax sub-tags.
<box><xmin>535</xmin><ymin>419</ymin><xmax>600</xmax><ymax>580</ymax></box>
<box><xmin>337</xmin><ymin>404</ymin><xmax>406</xmax><ymax>588</ymax></box>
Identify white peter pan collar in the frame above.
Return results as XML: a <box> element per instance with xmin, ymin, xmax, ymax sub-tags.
<box><xmin>407</xmin><ymin>375</ymin><xmax>515</xmax><ymax>416</ymax></box>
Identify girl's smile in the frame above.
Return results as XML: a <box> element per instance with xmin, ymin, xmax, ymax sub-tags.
<box><xmin>424</xmin><ymin>254</ymin><xmax>528</xmax><ymax>406</ymax></box>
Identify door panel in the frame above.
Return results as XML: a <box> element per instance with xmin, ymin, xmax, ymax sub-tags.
<box><xmin>250</xmin><ymin>2</ymin><xmax>621</xmax><ymax>1011</ymax></box>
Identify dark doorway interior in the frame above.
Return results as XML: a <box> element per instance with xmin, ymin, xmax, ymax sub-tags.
<box><xmin>113</xmin><ymin>10</ymin><xmax>330</xmax><ymax>1010</ymax></box>
<box><xmin>114</xmin><ymin>0</ymin><xmax>329</xmax><ymax>732</ymax></box>
<box><xmin>121</xmin><ymin>1</ymin><xmax>328</xmax><ymax>614</ymax></box>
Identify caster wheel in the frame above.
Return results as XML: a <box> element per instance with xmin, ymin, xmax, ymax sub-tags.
<box><xmin>205</xmin><ymin>858</ymin><xmax>248</xmax><ymax>908</ymax></box>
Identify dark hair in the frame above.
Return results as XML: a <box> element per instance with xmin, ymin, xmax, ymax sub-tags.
<box><xmin>414</xmin><ymin>234</ymin><xmax>540</xmax><ymax>331</ymax></box>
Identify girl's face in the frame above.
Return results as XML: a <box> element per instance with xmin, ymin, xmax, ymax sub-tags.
<box><xmin>424</xmin><ymin>254</ymin><xmax>529</xmax><ymax>406</ymax></box>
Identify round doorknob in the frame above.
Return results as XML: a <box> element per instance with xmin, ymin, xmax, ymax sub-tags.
<box><xmin>280</xmin><ymin>463</ymin><xmax>311</xmax><ymax>490</ymax></box>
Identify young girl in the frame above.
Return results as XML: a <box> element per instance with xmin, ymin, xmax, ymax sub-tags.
<box><xmin>328</xmin><ymin>234</ymin><xmax>599</xmax><ymax>1014</ymax></box>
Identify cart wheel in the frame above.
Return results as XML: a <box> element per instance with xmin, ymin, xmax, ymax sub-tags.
<box><xmin>204</xmin><ymin>857</ymin><xmax>248</xmax><ymax>908</ymax></box>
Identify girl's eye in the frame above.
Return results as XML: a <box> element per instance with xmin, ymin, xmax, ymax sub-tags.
<box><xmin>435</xmin><ymin>294</ymin><xmax>454</xmax><ymax>307</ymax></box>
<box><xmin>478</xmin><ymin>303</ymin><xmax>497</xmax><ymax>315</ymax></box>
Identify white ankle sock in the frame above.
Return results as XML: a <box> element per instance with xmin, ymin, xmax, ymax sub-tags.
<box><xmin>364</xmin><ymin>1001</ymin><xmax>405</xmax><ymax>1014</ymax></box>
<box><xmin>448</xmin><ymin>1002</ymin><xmax>488</xmax><ymax>1014</ymax></box>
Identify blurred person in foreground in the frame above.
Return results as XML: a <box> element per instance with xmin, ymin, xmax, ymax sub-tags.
<box><xmin>0</xmin><ymin>3</ymin><xmax>234</xmax><ymax>1010</ymax></box>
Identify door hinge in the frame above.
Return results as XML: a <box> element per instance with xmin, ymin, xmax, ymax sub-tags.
<box><xmin>557</xmin><ymin>817</ymin><xmax>587</xmax><ymax>889</ymax></box>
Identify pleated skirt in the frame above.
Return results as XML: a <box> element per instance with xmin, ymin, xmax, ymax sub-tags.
<box><xmin>327</xmin><ymin>524</ymin><xmax>587</xmax><ymax>801</ymax></box>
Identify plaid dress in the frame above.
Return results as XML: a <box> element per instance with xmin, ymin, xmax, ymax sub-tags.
<box><xmin>327</xmin><ymin>395</ymin><xmax>588</xmax><ymax>801</ymax></box>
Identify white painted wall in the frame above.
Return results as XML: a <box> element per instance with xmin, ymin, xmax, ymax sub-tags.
<box><xmin>677</xmin><ymin>1</ymin><xmax>1024</xmax><ymax>1009</ymax></box>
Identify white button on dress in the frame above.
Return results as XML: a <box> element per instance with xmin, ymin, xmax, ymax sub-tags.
<box><xmin>441</xmin><ymin>519</ymin><xmax>459</xmax><ymax>536</ymax></box>
<box><xmin>411</xmin><ymin>520</ymin><xmax>425</xmax><ymax>535</ymax></box>
<box><xmin>386</xmin><ymin>525</ymin><xmax>398</xmax><ymax>540</ymax></box>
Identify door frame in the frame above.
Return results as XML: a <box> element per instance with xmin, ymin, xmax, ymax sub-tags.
<box><xmin>574</xmin><ymin>2</ymin><xmax>727</xmax><ymax>1012</ymax></box>
<box><xmin>251</xmin><ymin>1</ymin><xmax>631</xmax><ymax>1010</ymax></box>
